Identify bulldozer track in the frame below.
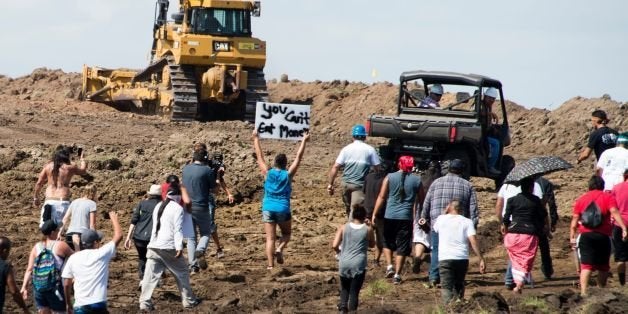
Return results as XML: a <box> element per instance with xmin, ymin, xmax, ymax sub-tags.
<box><xmin>245</xmin><ymin>69</ymin><xmax>268</xmax><ymax>122</ymax></box>
<box><xmin>167</xmin><ymin>56</ymin><xmax>198</xmax><ymax>121</ymax></box>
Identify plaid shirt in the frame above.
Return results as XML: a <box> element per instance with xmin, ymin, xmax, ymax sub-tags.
<box><xmin>421</xmin><ymin>173</ymin><xmax>478</xmax><ymax>227</ymax></box>
<box><xmin>419</xmin><ymin>96</ymin><xmax>440</xmax><ymax>108</ymax></box>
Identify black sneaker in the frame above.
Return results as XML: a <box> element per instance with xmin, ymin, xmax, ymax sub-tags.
<box><xmin>505</xmin><ymin>283</ymin><xmax>516</xmax><ymax>290</ymax></box>
<box><xmin>195</xmin><ymin>251</ymin><xmax>208</xmax><ymax>270</ymax></box>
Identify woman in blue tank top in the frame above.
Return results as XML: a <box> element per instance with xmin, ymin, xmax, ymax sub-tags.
<box><xmin>253</xmin><ymin>131</ymin><xmax>310</xmax><ymax>270</ymax></box>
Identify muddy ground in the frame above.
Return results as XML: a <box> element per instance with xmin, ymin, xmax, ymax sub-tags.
<box><xmin>0</xmin><ymin>69</ymin><xmax>627</xmax><ymax>313</ymax></box>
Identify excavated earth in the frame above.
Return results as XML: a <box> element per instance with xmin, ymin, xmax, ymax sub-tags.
<box><xmin>1</xmin><ymin>68</ymin><xmax>627</xmax><ymax>313</ymax></box>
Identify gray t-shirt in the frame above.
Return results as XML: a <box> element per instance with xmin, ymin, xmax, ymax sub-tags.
<box><xmin>338</xmin><ymin>223</ymin><xmax>368</xmax><ymax>278</ymax></box>
<box><xmin>384</xmin><ymin>172</ymin><xmax>421</xmax><ymax>220</ymax></box>
<box><xmin>67</xmin><ymin>199</ymin><xmax>97</xmax><ymax>234</ymax></box>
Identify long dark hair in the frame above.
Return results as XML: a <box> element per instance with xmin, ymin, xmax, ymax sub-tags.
<box><xmin>52</xmin><ymin>152</ymin><xmax>70</xmax><ymax>187</ymax></box>
<box><xmin>155</xmin><ymin>182</ymin><xmax>181</xmax><ymax>235</ymax></box>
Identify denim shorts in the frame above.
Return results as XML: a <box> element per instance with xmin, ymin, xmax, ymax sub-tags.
<box><xmin>262</xmin><ymin>211</ymin><xmax>291</xmax><ymax>223</ymax></box>
<box><xmin>34</xmin><ymin>285</ymin><xmax>65</xmax><ymax>312</ymax></box>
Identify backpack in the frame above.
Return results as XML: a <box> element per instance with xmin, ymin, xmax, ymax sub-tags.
<box><xmin>580</xmin><ymin>197</ymin><xmax>602</xmax><ymax>229</ymax></box>
<box><xmin>32</xmin><ymin>242</ymin><xmax>59</xmax><ymax>292</ymax></box>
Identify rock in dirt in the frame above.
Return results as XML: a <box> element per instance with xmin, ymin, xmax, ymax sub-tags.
<box><xmin>215</xmin><ymin>272</ymin><xmax>246</xmax><ymax>283</ymax></box>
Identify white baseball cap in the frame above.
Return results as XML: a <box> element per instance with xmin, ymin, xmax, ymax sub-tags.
<box><xmin>485</xmin><ymin>87</ymin><xmax>498</xmax><ymax>98</ymax></box>
<box><xmin>430</xmin><ymin>84</ymin><xmax>443</xmax><ymax>95</ymax></box>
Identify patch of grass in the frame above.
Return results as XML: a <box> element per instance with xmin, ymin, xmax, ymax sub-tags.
<box><xmin>363</xmin><ymin>279</ymin><xmax>392</xmax><ymax>298</ymax></box>
<box><xmin>520</xmin><ymin>296</ymin><xmax>550</xmax><ymax>313</ymax></box>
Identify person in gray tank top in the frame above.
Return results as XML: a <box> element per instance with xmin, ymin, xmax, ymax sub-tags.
<box><xmin>372</xmin><ymin>155</ymin><xmax>421</xmax><ymax>285</ymax></box>
<box><xmin>332</xmin><ymin>204</ymin><xmax>374</xmax><ymax>313</ymax></box>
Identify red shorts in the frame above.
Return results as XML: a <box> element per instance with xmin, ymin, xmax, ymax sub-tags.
<box><xmin>580</xmin><ymin>263</ymin><xmax>610</xmax><ymax>272</ymax></box>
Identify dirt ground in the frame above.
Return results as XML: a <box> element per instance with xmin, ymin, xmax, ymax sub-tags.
<box><xmin>1</xmin><ymin>69</ymin><xmax>627</xmax><ymax>313</ymax></box>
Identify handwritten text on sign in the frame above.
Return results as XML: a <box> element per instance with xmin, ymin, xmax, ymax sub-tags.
<box><xmin>255</xmin><ymin>102</ymin><xmax>310</xmax><ymax>140</ymax></box>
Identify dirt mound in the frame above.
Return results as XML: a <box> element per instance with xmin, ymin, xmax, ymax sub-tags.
<box><xmin>1</xmin><ymin>69</ymin><xmax>628</xmax><ymax>313</ymax></box>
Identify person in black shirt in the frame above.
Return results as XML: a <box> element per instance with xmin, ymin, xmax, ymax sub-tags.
<box><xmin>577</xmin><ymin>110</ymin><xmax>618</xmax><ymax>163</ymax></box>
<box><xmin>502</xmin><ymin>177</ymin><xmax>548</xmax><ymax>294</ymax></box>
<box><xmin>362</xmin><ymin>163</ymin><xmax>389</xmax><ymax>266</ymax></box>
<box><xmin>0</xmin><ymin>236</ymin><xmax>30</xmax><ymax>313</ymax></box>
<box><xmin>124</xmin><ymin>185</ymin><xmax>163</xmax><ymax>284</ymax></box>
<box><xmin>535</xmin><ymin>176</ymin><xmax>558</xmax><ymax>280</ymax></box>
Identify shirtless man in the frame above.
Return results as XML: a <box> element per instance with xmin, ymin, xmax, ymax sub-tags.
<box><xmin>33</xmin><ymin>148</ymin><xmax>88</xmax><ymax>226</ymax></box>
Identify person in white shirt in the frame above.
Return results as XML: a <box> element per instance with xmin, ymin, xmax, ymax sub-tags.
<box><xmin>432</xmin><ymin>200</ymin><xmax>485</xmax><ymax>304</ymax></box>
<box><xmin>62</xmin><ymin>210</ymin><xmax>122</xmax><ymax>314</ymax></box>
<box><xmin>139</xmin><ymin>186</ymin><xmax>200</xmax><ymax>311</ymax></box>
<box><xmin>596</xmin><ymin>132</ymin><xmax>628</xmax><ymax>191</ymax></box>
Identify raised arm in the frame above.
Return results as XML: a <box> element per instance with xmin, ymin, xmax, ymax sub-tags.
<box><xmin>109</xmin><ymin>211</ymin><xmax>123</xmax><ymax>246</ymax></box>
<box><xmin>288</xmin><ymin>132</ymin><xmax>310</xmax><ymax>178</ymax></box>
<box><xmin>72</xmin><ymin>151</ymin><xmax>88</xmax><ymax>175</ymax></box>
<box><xmin>252</xmin><ymin>131</ymin><xmax>269</xmax><ymax>176</ymax></box>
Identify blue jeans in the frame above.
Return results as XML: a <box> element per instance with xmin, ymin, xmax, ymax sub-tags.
<box><xmin>34</xmin><ymin>285</ymin><xmax>65</xmax><ymax>312</ymax></box>
<box><xmin>505</xmin><ymin>259</ymin><xmax>513</xmax><ymax>286</ymax></box>
<box><xmin>187</xmin><ymin>207</ymin><xmax>211</xmax><ymax>268</ymax></box>
<box><xmin>487</xmin><ymin>136</ymin><xmax>500</xmax><ymax>169</ymax></box>
<box><xmin>429</xmin><ymin>232</ymin><xmax>440</xmax><ymax>283</ymax></box>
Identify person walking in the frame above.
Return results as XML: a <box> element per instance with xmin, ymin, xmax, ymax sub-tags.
<box><xmin>372</xmin><ymin>155</ymin><xmax>421</xmax><ymax>284</ymax></box>
<box><xmin>124</xmin><ymin>184</ymin><xmax>162</xmax><ymax>286</ymax></box>
<box><xmin>413</xmin><ymin>161</ymin><xmax>441</xmax><ymax>274</ymax></box>
<box><xmin>33</xmin><ymin>148</ymin><xmax>88</xmax><ymax>226</ymax></box>
<box><xmin>362</xmin><ymin>162</ymin><xmax>390</xmax><ymax>266</ymax></box>
<box><xmin>570</xmin><ymin>175</ymin><xmax>628</xmax><ymax>296</ymax></box>
<box><xmin>181</xmin><ymin>150</ymin><xmax>216</xmax><ymax>273</ymax></box>
<box><xmin>62</xmin><ymin>210</ymin><xmax>122</xmax><ymax>313</ymax></box>
<box><xmin>162</xmin><ymin>176</ymin><xmax>196</xmax><ymax>272</ymax></box>
<box><xmin>332</xmin><ymin>204</ymin><xmax>375</xmax><ymax>313</ymax></box>
<box><xmin>21</xmin><ymin>210</ymin><xmax>74</xmax><ymax>314</ymax></box>
<box><xmin>501</xmin><ymin>177</ymin><xmax>548</xmax><ymax>294</ymax></box>
<box><xmin>494</xmin><ymin>180</ymin><xmax>543</xmax><ymax>289</ymax></box>
<box><xmin>139</xmin><ymin>186</ymin><xmax>201</xmax><ymax>311</ymax></box>
<box><xmin>208</xmin><ymin>152</ymin><xmax>235</xmax><ymax>259</ymax></box>
<box><xmin>253</xmin><ymin>131</ymin><xmax>309</xmax><ymax>270</ymax></box>
<box><xmin>0</xmin><ymin>237</ymin><xmax>30</xmax><ymax>314</ymax></box>
<box><xmin>536</xmin><ymin>176</ymin><xmax>559</xmax><ymax>281</ymax></box>
<box><xmin>577</xmin><ymin>110</ymin><xmax>618</xmax><ymax>164</ymax></box>
<box><xmin>433</xmin><ymin>201</ymin><xmax>485</xmax><ymax>303</ymax></box>
<box><xmin>596</xmin><ymin>132</ymin><xmax>628</xmax><ymax>191</ymax></box>
<box><xmin>611</xmin><ymin>169</ymin><xmax>628</xmax><ymax>286</ymax></box>
<box><xmin>328</xmin><ymin>125</ymin><xmax>381</xmax><ymax>217</ymax></box>
<box><xmin>59</xmin><ymin>185</ymin><xmax>98</xmax><ymax>251</ymax></box>
<box><xmin>421</xmin><ymin>159</ymin><xmax>478</xmax><ymax>287</ymax></box>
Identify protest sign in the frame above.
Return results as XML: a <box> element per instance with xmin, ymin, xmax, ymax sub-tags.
<box><xmin>255</xmin><ymin>102</ymin><xmax>310</xmax><ymax>140</ymax></box>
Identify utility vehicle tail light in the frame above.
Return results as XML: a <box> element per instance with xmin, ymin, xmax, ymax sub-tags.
<box><xmin>449</xmin><ymin>125</ymin><xmax>457</xmax><ymax>143</ymax></box>
<box><xmin>365</xmin><ymin>120</ymin><xmax>371</xmax><ymax>134</ymax></box>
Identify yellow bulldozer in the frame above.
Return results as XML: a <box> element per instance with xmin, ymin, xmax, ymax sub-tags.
<box><xmin>80</xmin><ymin>0</ymin><xmax>267</xmax><ymax>121</ymax></box>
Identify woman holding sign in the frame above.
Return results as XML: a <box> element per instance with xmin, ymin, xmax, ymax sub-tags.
<box><xmin>253</xmin><ymin>130</ymin><xmax>310</xmax><ymax>270</ymax></box>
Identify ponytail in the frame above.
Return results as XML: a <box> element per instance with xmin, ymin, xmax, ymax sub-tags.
<box><xmin>155</xmin><ymin>198</ymin><xmax>171</xmax><ymax>236</ymax></box>
<box><xmin>399</xmin><ymin>172</ymin><xmax>407</xmax><ymax>201</ymax></box>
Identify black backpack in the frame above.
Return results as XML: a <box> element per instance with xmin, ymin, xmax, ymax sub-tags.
<box><xmin>580</xmin><ymin>197</ymin><xmax>602</xmax><ymax>229</ymax></box>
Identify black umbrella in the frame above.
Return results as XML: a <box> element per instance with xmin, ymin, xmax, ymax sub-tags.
<box><xmin>504</xmin><ymin>156</ymin><xmax>573</xmax><ymax>184</ymax></box>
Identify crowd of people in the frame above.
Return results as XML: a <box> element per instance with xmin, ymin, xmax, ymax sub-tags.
<box><xmin>0</xmin><ymin>108</ymin><xmax>626</xmax><ymax>312</ymax></box>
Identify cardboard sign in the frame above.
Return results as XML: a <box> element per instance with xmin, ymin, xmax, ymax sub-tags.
<box><xmin>255</xmin><ymin>102</ymin><xmax>310</xmax><ymax>140</ymax></box>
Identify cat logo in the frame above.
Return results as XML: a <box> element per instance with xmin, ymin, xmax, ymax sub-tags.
<box><xmin>213</xmin><ymin>41</ymin><xmax>230</xmax><ymax>52</ymax></box>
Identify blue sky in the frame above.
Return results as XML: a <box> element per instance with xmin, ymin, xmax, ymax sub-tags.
<box><xmin>1</xmin><ymin>0</ymin><xmax>627</xmax><ymax>109</ymax></box>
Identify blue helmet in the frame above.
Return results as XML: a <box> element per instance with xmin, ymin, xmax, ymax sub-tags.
<box><xmin>352</xmin><ymin>124</ymin><xmax>367</xmax><ymax>137</ymax></box>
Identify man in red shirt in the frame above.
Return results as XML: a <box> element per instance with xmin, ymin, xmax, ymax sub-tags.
<box><xmin>611</xmin><ymin>169</ymin><xmax>628</xmax><ymax>286</ymax></box>
<box><xmin>570</xmin><ymin>176</ymin><xmax>628</xmax><ymax>296</ymax></box>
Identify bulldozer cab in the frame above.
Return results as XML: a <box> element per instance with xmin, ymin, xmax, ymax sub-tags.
<box><xmin>188</xmin><ymin>7</ymin><xmax>251</xmax><ymax>36</ymax></box>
